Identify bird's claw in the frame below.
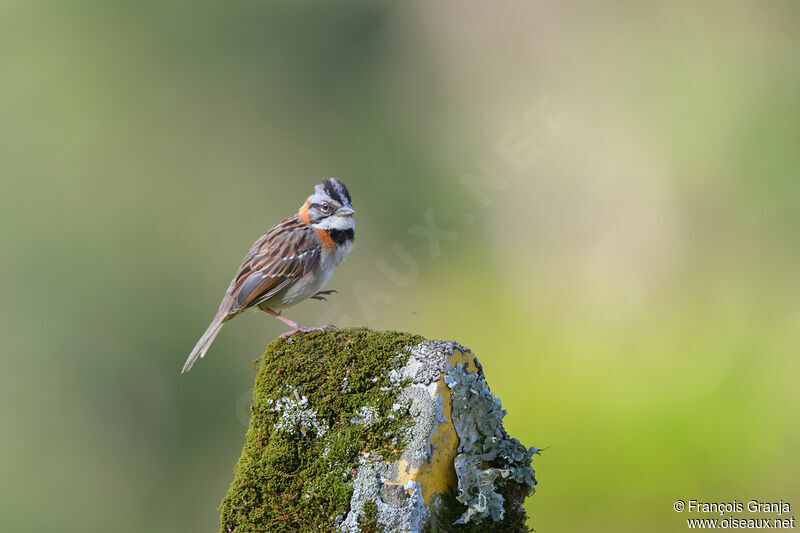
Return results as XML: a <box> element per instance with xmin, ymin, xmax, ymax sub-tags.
<box><xmin>312</xmin><ymin>290</ymin><xmax>337</xmax><ymax>302</ymax></box>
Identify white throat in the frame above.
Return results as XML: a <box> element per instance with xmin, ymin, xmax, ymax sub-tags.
<box><xmin>312</xmin><ymin>215</ymin><xmax>355</xmax><ymax>231</ymax></box>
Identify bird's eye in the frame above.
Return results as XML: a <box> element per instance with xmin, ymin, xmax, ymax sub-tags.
<box><xmin>321</xmin><ymin>202</ymin><xmax>330</xmax><ymax>213</ymax></box>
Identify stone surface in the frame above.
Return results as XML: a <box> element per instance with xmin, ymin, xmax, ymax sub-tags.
<box><xmin>219</xmin><ymin>328</ymin><xmax>538</xmax><ymax>533</ymax></box>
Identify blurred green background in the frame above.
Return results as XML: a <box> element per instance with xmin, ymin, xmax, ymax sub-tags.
<box><xmin>2</xmin><ymin>1</ymin><xmax>799</xmax><ymax>531</ymax></box>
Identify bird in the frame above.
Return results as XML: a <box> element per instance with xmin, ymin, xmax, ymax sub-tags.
<box><xmin>181</xmin><ymin>178</ymin><xmax>355</xmax><ymax>373</ymax></box>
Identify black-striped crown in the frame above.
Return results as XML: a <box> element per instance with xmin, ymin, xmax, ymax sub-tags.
<box><xmin>321</xmin><ymin>178</ymin><xmax>352</xmax><ymax>207</ymax></box>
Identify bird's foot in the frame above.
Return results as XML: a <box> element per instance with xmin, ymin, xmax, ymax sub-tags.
<box><xmin>280</xmin><ymin>324</ymin><xmax>337</xmax><ymax>338</ymax></box>
<box><xmin>311</xmin><ymin>290</ymin><xmax>338</xmax><ymax>302</ymax></box>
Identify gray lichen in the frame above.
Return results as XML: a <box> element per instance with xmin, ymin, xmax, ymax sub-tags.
<box><xmin>444</xmin><ymin>363</ymin><xmax>538</xmax><ymax>525</ymax></box>
<box><xmin>404</xmin><ymin>340</ymin><xmax>474</xmax><ymax>386</ymax></box>
<box><xmin>271</xmin><ymin>394</ymin><xmax>329</xmax><ymax>438</ymax></box>
<box><xmin>393</xmin><ymin>384</ymin><xmax>444</xmax><ymax>467</ymax></box>
<box><xmin>350</xmin><ymin>405</ymin><xmax>380</xmax><ymax>429</ymax></box>
<box><xmin>340</xmin><ymin>461</ymin><xmax>428</xmax><ymax>532</ymax></box>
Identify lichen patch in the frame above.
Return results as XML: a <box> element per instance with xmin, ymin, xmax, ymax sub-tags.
<box><xmin>444</xmin><ymin>363</ymin><xmax>538</xmax><ymax>526</ymax></box>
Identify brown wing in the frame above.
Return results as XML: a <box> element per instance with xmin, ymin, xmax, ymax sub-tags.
<box><xmin>221</xmin><ymin>215</ymin><xmax>320</xmax><ymax>316</ymax></box>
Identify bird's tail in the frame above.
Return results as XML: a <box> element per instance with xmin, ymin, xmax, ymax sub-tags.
<box><xmin>181</xmin><ymin>314</ymin><xmax>227</xmax><ymax>373</ymax></box>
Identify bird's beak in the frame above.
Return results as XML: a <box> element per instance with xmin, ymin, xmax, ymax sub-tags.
<box><xmin>338</xmin><ymin>206</ymin><xmax>355</xmax><ymax>217</ymax></box>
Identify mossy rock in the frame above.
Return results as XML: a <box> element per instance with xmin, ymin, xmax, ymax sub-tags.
<box><xmin>220</xmin><ymin>327</ymin><xmax>538</xmax><ymax>533</ymax></box>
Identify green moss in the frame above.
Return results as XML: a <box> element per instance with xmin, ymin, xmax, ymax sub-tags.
<box><xmin>357</xmin><ymin>500</ymin><xmax>382</xmax><ymax>533</ymax></box>
<box><xmin>220</xmin><ymin>327</ymin><xmax>424</xmax><ymax>533</ymax></box>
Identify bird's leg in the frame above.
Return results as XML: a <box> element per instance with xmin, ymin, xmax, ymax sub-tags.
<box><xmin>311</xmin><ymin>289</ymin><xmax>338</xmax><ymax>302</ymax></box>
<box><xmin>261</xmin><ymin>307</ymin><xmax>336</xmax><ymax>337</ymax></box>
<box><xmin>261</xmin><ymin>307</ymin><xmax>302</xmax><ymax>328</ymax></box>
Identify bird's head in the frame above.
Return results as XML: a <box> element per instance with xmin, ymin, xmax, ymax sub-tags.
<box><xmin>300</xmin><ymin>178</ymin><xmax>355</xmax><ymax>230</ymax></box>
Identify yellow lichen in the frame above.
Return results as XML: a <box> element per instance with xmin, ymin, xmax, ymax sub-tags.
<box><xmin>384</xmin><ymin>348</ymin><xmax>477</xmax><ymax>502</ymax></box>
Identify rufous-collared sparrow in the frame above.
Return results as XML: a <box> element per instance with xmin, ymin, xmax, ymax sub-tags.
<box><xmin>181</xmin><ymin>178</ymin><xmax>355</xmax><ymax>373</ymax></box>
